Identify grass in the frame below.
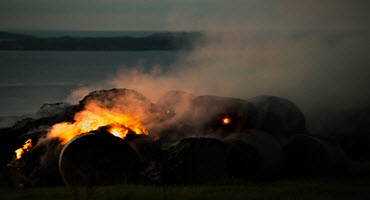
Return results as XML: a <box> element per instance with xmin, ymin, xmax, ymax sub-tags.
<box><xmin>1</xmin><ymin>162</ymin><xmax>370</xmax><ymax>200</ymax></box>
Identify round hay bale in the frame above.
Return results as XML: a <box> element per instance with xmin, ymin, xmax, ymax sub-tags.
<box><xmin>8</xmin><ymin>138</ymin><xmax>64</xmax><ymax>187</ymax></box>
<box><xmin>125</xmin><ymin>134</ymin><xmax>162</xmax><ymax>163</ymax></box>
<box><xmin>79</xmin><ymin>88</ymin><xmax>159</xmax><ymax>125</ymax></box>
<box><xmin>164</xmin><ymin>137</ymin><xmax>227</xmax><ymax>184</ymax></box>
<box><xmin>80</xmin><ymin>88</ymin><xmax>152</xmax><ymax>110</ymax></box>
<box><xmin>222</xmin><ymin>139</ymin><xmax>261</xmax><ymax>179</ymax></box>
<box><xmin>189</xmin><ymin>95</ymin><xmax>257</xmax><ymax>136</ymax></box>
<box><xmin>283</xmin><ymin>134</ymin><xmax>348</xmax><ymax>176</ymax></box>
<box><xmin>223</xmin><ymin>130</ymin><xmax>284</xmax><ymax>179</ymax></box>
<box><xmin>125</xmin><ymin>134</ymin><xmax>163</xmax><ymax>184</ymax></box>
<box><xmin>59</xmin><ymin>131</ymin><xmax>139</xmax><ymax>186</ymax></box>
<box><xmin>248</xmin><ymin>95</ymin><xmax>306</xmax><ymax>144</ymax></box>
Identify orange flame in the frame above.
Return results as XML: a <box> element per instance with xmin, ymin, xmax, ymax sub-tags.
<box><xmin>48</xmin><ymin>105</ymin><xmax>148</xmax><ymax>144</ymax></box>
<box><xmin>222</xmin><ymin>117</ymin><xmax>231</xmax><ymax>125</ymax></box>
<box><xmin>15</xmin><ymin>139</ymin><xmax>33</xmax><ymax>159</ymax></box>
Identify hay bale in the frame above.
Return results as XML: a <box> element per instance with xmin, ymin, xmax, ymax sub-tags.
<box><xmin>125</xmin><ymin>134</ymin><xmax>162</xmax><ymax>163</ymax></box>
<box><xmin>283</xmin><ymin>134</ymin><xmax>348</xmax><ymax>176</ymax></box>
<box><xmin>248</xmin><ymin>95</ymin><xmax>306</xmax><ymax>143</ymax></box>
<box><xmin>125</xmin><ymin>134</ymin><xmax>163</xmax><ymax>184</ymax></box>
<box><xmin>223</xmin><ymin>130</ymin><xmax>284</xmax><ymax>179</ymax></box>
<box><xmin>154</xmin><ymin>94</ymin><xmax>257</xmax><ymax>141</ymax></box>
<box><xmin>79</xmin><ymin>88</ymin><xmax>160</xmax><ymax>124</ymax></box>
<box><xmin>8</xmin><ymin>138</ymin><xmax>64</xmax><ymax>187</ymax></box>
<box><xmin>80</xmin><ymin>88</ymin><xmax>152</xmax><ymax>109</ymax></box>
<box><xmin>59</xmin><ymin>131</ymin><xmax>139</xmax><ymax>186</ymax></box>
<box><xmin>222</xmin><ymin>139</ymin><xmax>261</xmax><ymax>179</ymax></box>
<box><xmin>189</xmin><ymin>95</ymin><xmax>257</xmax><ymax>136</ymax></box>
<box><xmin>164</xmin><ymin>137</ymin><xmax>227</xmax><ymax>184</ymax></box>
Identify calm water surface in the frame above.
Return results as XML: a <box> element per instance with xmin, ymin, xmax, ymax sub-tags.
<box><xmin>0</xmin><ymin>51</ymin><xmax>181</xmax><ymax>117</ymax></box>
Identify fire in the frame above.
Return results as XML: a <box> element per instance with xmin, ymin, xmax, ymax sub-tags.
<box><xmin>15</xmin><ymin>139</ymin><xmax>33</xmax><ymax>159</ymax></box>
<box><xmin>222</xmin><ymin>117</ymin><xmax>231</xmax><ymax>125</ymax></box>
<box><xmin>48</xmin><ymin>105</ymin><xmax>148</xmax><ymax>144</ymax></box>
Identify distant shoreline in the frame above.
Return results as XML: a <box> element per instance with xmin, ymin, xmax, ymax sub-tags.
<box><xmin>0</xmin><ymin>32</ymin><xmax>203</xmax><ymax>51</ymax></box>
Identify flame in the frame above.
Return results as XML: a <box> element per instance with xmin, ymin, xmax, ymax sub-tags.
<box><xmin>15</xmin><ymin>139</ymin><xmax>33</xmax><ymax>159</ymax></box>
<box><xmin>48</xmin><ymin>105</ymin><xmax>148</xmax><ymax>144</ymax></box>
<box><xmin>222</xmin><ymin>117</ymin><xmax>231</xmax><ymax>125</ymax></box>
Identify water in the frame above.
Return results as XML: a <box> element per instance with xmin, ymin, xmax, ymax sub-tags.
<box><xmin>0</xmin><ymin>50</ymin><xmax>181</xmax><ymax>119</ymax></box>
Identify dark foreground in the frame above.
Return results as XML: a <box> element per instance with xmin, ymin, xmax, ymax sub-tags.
<box><xmin>1</xmin><ymin>162</ymin><xmax>369</xmax><ymax>200</ymax></box>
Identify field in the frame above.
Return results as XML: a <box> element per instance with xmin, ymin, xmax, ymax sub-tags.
<box><xmin>1</xmin><ymin>162</ymin><xmax>369</xmax><ymax>200</ymax></box>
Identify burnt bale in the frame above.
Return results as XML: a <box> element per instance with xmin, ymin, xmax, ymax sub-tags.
<box><xmin>283</xmin><ymin>134</ymin><xmax>348</xmax><ymax>176</ymax></box>
<box><xmin>223</xmin><ymin>130</ymin><xmax>284</xmax><ymax>179</ymax></box>
<box><xmin>164</xmin><ymin>137</ymin><xmax>227</xmax><ymax>184</ymax></box>
<box><xmin>59</xmin><ymin>131</ymin><xmax>140</xmax><ymax>186</ymax></box>
<box><xmin>248</xmin><ymin>95</ymin><xmax>306</xmax><ymax>144</ymax></box>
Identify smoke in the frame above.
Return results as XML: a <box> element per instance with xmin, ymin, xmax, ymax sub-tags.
<box><xmin>107</xmin><ymin>31</ymin><xmax>369</xmax><ymax>115</ymax></box>
<box><xmin>65</xmin><ymin>0</ymin><xmax>370</xmax><ymax>135</ymax></box>
<box><xmin>66</xmin><ymin>87</ymin><xmax>92</xmax><ymax>104</ymax></box>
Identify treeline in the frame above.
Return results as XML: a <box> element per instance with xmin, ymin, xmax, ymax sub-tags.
<box><xmin>0</xmin><ymin>31</ymin><xmax>35</xmax><ymax>40</ymax></box>
<box><xmin>0</xmin><ymin>32</ymin><xmax>204</xmax><ymax>51</ymax></box>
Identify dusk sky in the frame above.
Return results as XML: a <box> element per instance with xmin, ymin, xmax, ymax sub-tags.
<box><xmin>1</xmin><ymin>0</ymin><xmax>369</xmax><ymax>31</ymax></box>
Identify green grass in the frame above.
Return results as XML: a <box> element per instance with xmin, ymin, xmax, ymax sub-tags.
<box><xmin>1</xmin><ymin>162</ymin><xmax>370</xmax><ymax>200</ymax></box>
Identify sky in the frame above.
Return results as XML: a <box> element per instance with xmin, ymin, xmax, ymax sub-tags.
<box><xmin>0</xmin><ymin>0</ymin><xmax>369</xmax><ymax>31</ymax></box>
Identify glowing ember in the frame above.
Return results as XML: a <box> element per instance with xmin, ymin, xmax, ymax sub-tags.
<box><xmin>15</xmin><ymin>139</ymin><xmax>33</xmax><ymax>159</ymax></box>
<box><xmin>152</xmin><ymin>137</ymin><xmax>160</xmax><ymax>141</ymax></box>
<box><xmin>48</xmin><ymin>105</ymin><xmax>148</xmax><ymax>144</ymax></box>
<box><xmin>222</xmin><ymin>117</ymin><xmax>231</xmax><ymax>125</ymax></box>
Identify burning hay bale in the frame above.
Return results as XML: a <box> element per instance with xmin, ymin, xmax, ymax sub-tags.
<box><xmin>79</xmin><ymin>88</ymin><xmax>156</xmax><ymax>116</ymax></box>
<box><xmin>78</xmin><ymin>88</ymin><xmax>161</xmax><ymax>127</ymax></box>
<box><xmin>59</xmin><ymin>131</ymin><xmax>140</xmax><ymax>186</ymax></box>
<box><xmin>283</xmin><ymin>134</ymin><xmax>348</xmax><ymax>176</ymax></box>
<box><xmin>223</xmin><ymin>130</ymin><xmax>284</xmax><ymax>179</ymax></box>
<box><xmin>164</xmin><ymin>137</ymin><xmax>228</xmax><ymax>184</ymax></box>
<box><xmin>8</xmin><ymin>138</ymin><xmax>64</xmax><ymax>187</ymax></box>
<box><xmin>248</xmin><ymin>95</ymin><xmax>306</xmax><ymax>144</ymax></box>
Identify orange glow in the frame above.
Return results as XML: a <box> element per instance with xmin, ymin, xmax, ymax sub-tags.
<box><xmin>48</xmin><ymin>105</ymin><xmax>148</xmax><ymax>144</ymax></box>
<box><xmin>222</xmin><ymin>117</ymin><xmax>231</xmax><ymax>125</ymax></box>
<box><xmin>152</xmin><ymin>137</ymin><xmax>160</xmax><ymax>141</ymax></box>
<box><xmin>15</xmin><ymin>139</ymin><xmax>33</xmax><ymax>159</ymax></box>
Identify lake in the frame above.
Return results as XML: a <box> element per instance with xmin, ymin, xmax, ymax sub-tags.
<box><xmin>0</xmin><ymin>50</ymin><xmax>181</xmax><ymax>119</ymax></box>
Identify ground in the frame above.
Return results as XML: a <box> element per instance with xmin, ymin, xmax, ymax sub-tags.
<box><xmin>1</xmin><ymin>162</ymin><xmax>369</xmax><ymax>200</ymax></box>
